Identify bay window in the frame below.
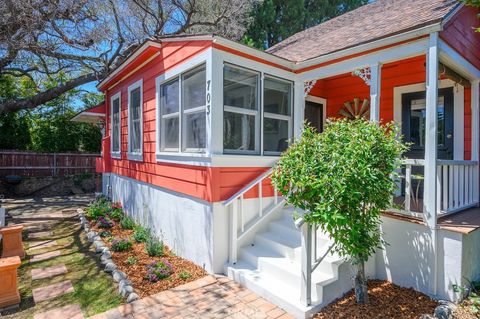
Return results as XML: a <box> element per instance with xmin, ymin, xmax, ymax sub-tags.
<box><xmin>128</xmin><ymin>80</ymin><xmax>143</xmax><ymax>159</ymax></box>
<box><xmin>223</xmin><ymin>65</ymin><xmax>260</xmax><ymax>154</ymax></box>
<box><xmin>158</xmin><ymin>64</ymin><xmax>206</xmax><ymax>153</ymax></box>
<box><xmin>110</xmin><ymin>92</ymin><xmax>121</xmax><ymax>156</ymax></box>
<box><xmin>223</xmin><ymin>64</ymin><xmax>292</xmax><ymax>155</ymax></box>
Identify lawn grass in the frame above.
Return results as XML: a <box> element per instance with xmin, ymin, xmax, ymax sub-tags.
<box><xmin>1</xmin><ymin>216</ymin><xmax>123</xmax><ymax>319</ymax></box>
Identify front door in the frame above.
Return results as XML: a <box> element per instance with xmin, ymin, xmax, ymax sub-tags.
<box><xmin>402</xmin><ymin>87</ymin><xmax>454</xmax><ymax>160</ymax></box>
<box><xmin>401</xmin><ymin>87</ymin><xmax>454</xmax><ymax>202</ymax></box>
<box><xmin>305</xmin><ymin>101</ymin><xmax>324</xmax><ymax>133</ymax></box>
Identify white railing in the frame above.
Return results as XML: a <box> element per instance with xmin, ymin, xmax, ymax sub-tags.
<box><xmin>395</xmin><ymin>159</ymin><xmax>479</xmax><ymax>219</ymax></box>
<box><xmin>437</xmin><ymin>160</ymin><xmax>479</xmax><ymax>215</ymax></box>
<box><xmin>295</xmin><ymin>217</ymin><xmax>334</xmax><ymax>306</ymax></box>
<box><xmin>223</xmin><ymin>167</ymin><xmax>285</xmax><ymax>264</ymax></box>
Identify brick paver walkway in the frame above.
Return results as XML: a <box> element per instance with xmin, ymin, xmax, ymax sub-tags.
<box><xmin>31</xmin><ymin>264</ymin><xmax>68</xmax><ymax>280</ymax></box>
<box><xmin>90</xmin><ymin>275</ymin><xmax>292</xmax><ymax>319</ymax></box>
<box><xmin>33</xmin><ymin>304</ymin><xmax>84</xmax><ymax>319</ymax></box>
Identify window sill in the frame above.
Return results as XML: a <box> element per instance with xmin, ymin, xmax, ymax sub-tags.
<box><xmin>111</xmin><ymin>152</ymin><xmax>121</xmax><ymax>159</ymax></box>
<box><xmin>127</xmin><ymin>153</ymin><xmax>143</xmax><ymax>161</ymax></box>
<box><xmin>156</xmin><ymin>152</ymin><xmax>210</xmax><ymax>166</ymax></box>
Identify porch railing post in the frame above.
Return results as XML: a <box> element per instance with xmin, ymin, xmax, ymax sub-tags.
<box><xmin>230</xmin><ymin>200</ymin><xmax>238</xmax><ymax>264</ymax></box>
<box><xmin>300</xmin><ymin>222</ymin><xmax>312</xmax><ymax>306</ymax></box>
<box><xmin>471</xmin><ymin>80</ymin><xmax>479</xmax><ymax>203</ymax></box>
<box><xmin>405</xmin><ymin>164</ymin><xmax>412</xmax><ymax>212</ymax></box>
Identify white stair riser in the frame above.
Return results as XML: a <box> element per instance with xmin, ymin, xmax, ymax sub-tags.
<box><xmin>255</xmin><ymin>234</ymin><xmax>299</xmax><ymax>260</ymax></box>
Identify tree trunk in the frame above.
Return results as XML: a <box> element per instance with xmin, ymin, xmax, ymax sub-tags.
<box><xmin>354</xmin><ymin>259</ymin><xmax>369</xmax><ymax>304</ymax></box>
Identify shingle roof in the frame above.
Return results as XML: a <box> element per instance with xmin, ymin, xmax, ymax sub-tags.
<box><xmin>267</xmin><ymin>0</ymin><xmax>459</xmax><ymax>62</ymax></box>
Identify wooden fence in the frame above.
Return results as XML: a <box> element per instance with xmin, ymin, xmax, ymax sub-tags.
<box><xmin>0</xmin><ymin>151</ymin><xmax>100</xmax><ymax>177</ymax></box>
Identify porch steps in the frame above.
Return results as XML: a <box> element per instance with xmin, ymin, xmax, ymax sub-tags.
<box><xmin>226</xmin><ymin>208</ymin><xmax>352</xmax><ymax>319</ymax></box>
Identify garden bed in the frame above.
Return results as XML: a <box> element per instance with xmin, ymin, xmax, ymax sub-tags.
<box><xmin>85</xmin><ymin>197</ymin><xmax>207</xmax><ymax>298</ymax></box>
<box><xmin>314</xmin><ymin>280</ymin><xmax>438</xmax><ymax>319</ymax></box>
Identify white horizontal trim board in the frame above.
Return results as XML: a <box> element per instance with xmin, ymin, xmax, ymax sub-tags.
<box><xmin>299</xmin><ymin>38</ymin><xmax>430</xmax><ymax>82</ymax></box>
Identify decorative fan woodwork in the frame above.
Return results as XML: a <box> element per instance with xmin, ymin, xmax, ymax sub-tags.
<box><xmin>338</xmin><ymin>97</ymin><xmax>370</xmax><ymax>120</ymax></box>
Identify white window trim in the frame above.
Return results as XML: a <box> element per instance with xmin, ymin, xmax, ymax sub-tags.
<box><xmin>127</xmin><ymin>79</ymin><xmax>143</xmax><ymax>161</ymax></box>
<box><xmin>305</xmin><ymin>95</ymin><xmax>327</xmax><ymax>131</ymax></box>
<box><xmin>393</xmin><ymin>79</ymin><xmax>464</xmax><ymax>160</ymax></box>
<box><xmin>263</xmin><ymin>74</ymin><xmax>294</xmax><ymax>156</ymax></box>
<box><xmin>156</xmin><ymin>62</ymin><xmax>208</xmax><ymax>157</ymax></box>
<box><xmin>110</xmin><ymin>91</ymin><xmax>121</xmax><ymax>159</ymax></box>
<box><xmin>223</xmin><ymin>63</ymin><xmax>261</xmax><ymax>155</ymax></box>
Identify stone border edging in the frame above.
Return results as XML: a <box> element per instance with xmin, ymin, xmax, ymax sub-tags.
<box><xmin>77</xmin><ymin>208</ymin><xmax>139</xmax><ymax>303</ymax></box>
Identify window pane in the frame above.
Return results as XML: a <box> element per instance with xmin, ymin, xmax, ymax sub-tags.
<box><xmin>163</xmin><ymin>117</ymin><xmax>179</xmax><ymax>150</ymax></box>
<box><xmin>263</xmin><ymin>118</ymin><xmax>289</xmax><ymax>153</ymax></box>
<box><xmin>162</xmin><ymin>79</ymin><xmax>179</xmax><ymax>115</ymax></box>
<box><xmin>129</xmin><ymin>87</ymin><xmax>142</xmax><ymax>153</ymax></box>
<box><xmin>131</xmin><ymin>88</ymin><xmax>141</xmax><ymax>120</ymax></box>
<box><xmin>224</xmin><ymin>66</ymin><xmax>258</xmax><ymax>110</ymax></box>
<box><xmin>264</xmin><ymin>78</ymin><xmax>292</xmax><ymax>116</ymax></box>
<box><xmin>184</xmin><ymin>112</ymin><xmax>206</xmax><ymax>149</ymax></box>
<box><xmin>409</xmin><ymin>97</ymin><xmax>445</xmax><ymax>147</ymax></box>
<box><xmin>112</xmin><ymin>98</ymin><xmax>120</xmax><ymax>152</ymax></box>
<box><xmin>223</xmin><ymin>111</ymin><xmax>256</xmax><ymax>151</ymax></box>
<box><xmin>183</xmin><ymin>65</ymin><xmax>206</xmax><ymax>110</ymax></box>
<box><xmin>132</xmin><ymin>119</ymin><xmax>141</xmax><ymax>152</ymax></box>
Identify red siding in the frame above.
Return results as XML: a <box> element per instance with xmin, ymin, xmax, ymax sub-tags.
<box><xmin>104</xmin><ymin>40</ymin><xmax>214</xmax><ymax>201</ymax></box>
<box><xmin>310</xmin><ymin>56</ymin><xmax>472</xmax><ymax>158</ymax></box>
<box><xmin>440</xmin><ymin>6</ymin><xmax>480</xmax><ymax>70</ymax></box>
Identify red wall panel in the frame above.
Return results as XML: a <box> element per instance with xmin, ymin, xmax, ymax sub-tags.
<box><xmin>441</xmin><ymin>6</ymin><xmax>480</xmax><ymax>70</ymax></box>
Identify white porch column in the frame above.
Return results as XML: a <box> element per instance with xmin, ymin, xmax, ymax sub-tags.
<box><xmin>425</xmin><ymin>32</ymin><xmax>440</xmax><ymax>298</ymax></box>
<box><xmin>208</xmin><ymin>48</ymin><xmax>224</xmax><ymax>155</ymax></box>
<box><xmin>424</xmin><ymin>33</ymin><xmax>439</xmax><ymax>229</ymax></box>
<box><xmin>294</xmin><ymin>79</ymin><xmax>306</xmax><ymax>139</ymax></box>
<box><xmin>370</xmin><ymin>63</ymin><xmax>382</xmax><ymax>122</ymax></box>
<box><xmin>471</xmin><ymin>80</ymin><xmax>480</xmax><ymax>202</ymax></box>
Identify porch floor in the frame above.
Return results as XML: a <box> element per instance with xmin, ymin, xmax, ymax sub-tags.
<box><xmin>438</xmin><ymin>206</ymin><xmax>480</xmax><ymax>234</ymax></box>
<box><xmin>383</xmin><ymin>205</ymin><xmax>480</xmax><ymax>235</ymax></box>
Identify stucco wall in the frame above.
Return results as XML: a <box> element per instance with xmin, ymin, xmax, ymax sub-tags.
<box><xmin>376</xmin><ymin>215</ymin><xmax>463</xmax><ymax>301</ymax></box>
<box><xmin>106</xmin><ymin>173</ymin><xmax>216</xmax><ymax>273</ymax></box>
<box><xmin>462</xmin><ymin>229</ymin><xmax>480</xmax><ymax>286</ymax></box>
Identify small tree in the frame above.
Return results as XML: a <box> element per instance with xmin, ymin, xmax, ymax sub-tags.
<box><xmin>271</xmin><ymin>119</ymin><xmax>407</xmax><ymax>303</ymax></box>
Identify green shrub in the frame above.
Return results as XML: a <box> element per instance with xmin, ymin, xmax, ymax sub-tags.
<box><xmin>111</xmin><ymin>238</ymin><xmax>132</xmax><ymax>252</ymax></box>
<box><xmin>145</xmin><ymin>237</ymin><xmax>164</xmax><ymax>257</ymax></box>
<box><xmin>271</xmin><ymin>120</ymin><xmax>407</xmax><ymax>304</ymax></box>
<box><xmin>126</xmin><ymin>256</ymin><xmax>137</xmax><ymax>265</ymax></box>
<box><xmin>177</xmin><ymin>270</ymin><xmax>191</xmax><ymax>280</ymax></box>
<box><xmin>120</xmin><ymin>216</ymin><xmax>135</xmax><ymax>230</ymax></box>
<box><xmin>108</xmin><ymin>208</ymin><xmax>124</xmax><ymax>221</ymax></box>
<box><xmin>133</xmin><ymin>225</ymin><xmax>149</xmax><ymax>243</ymax></box>
<box><xmin>86</xmin><ymin>201</ymin><xmax>111</xmax><ymax>220</ymax></box>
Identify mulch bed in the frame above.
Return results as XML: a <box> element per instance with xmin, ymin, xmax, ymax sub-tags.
<box><xmin>89</xmin><ymin>220</ymin><xmax>207</xmax><ymax>298</ymax></box>
<box><xmin>314</xmin><ymin>280</ymin><xmax>438</xmax><ymax>319</ymax></box>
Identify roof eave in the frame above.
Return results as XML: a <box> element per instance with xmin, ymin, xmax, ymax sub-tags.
<box><xmin>294</xmin><ymin>22</ymin><xmax>443</xmax><ymax>70</ymax></box>
<box><xmin>97</xmin><ymin>40</ymin><xmax>162</xmax><ymax>91</ymax></box>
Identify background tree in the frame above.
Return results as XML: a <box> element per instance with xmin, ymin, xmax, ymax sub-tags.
<box><xmin>0</xmin><ymin>0</ymin><xmax>255</xmax><ymax>114</ymax></box>
<box><xmin>243</xmin><ymin>0</ymin><xmax>368</xmax><ymax>49</ymax></box>
<box><xmin>271</xmin><ymin>120</ymin><xmax>407</xmax><ymax>304</ymax></box>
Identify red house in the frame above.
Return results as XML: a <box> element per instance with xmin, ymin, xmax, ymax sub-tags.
<box><xmin>77</xmin><ymin>0</ymin><xmax>480</xmax><ymax>317</ymax></box>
